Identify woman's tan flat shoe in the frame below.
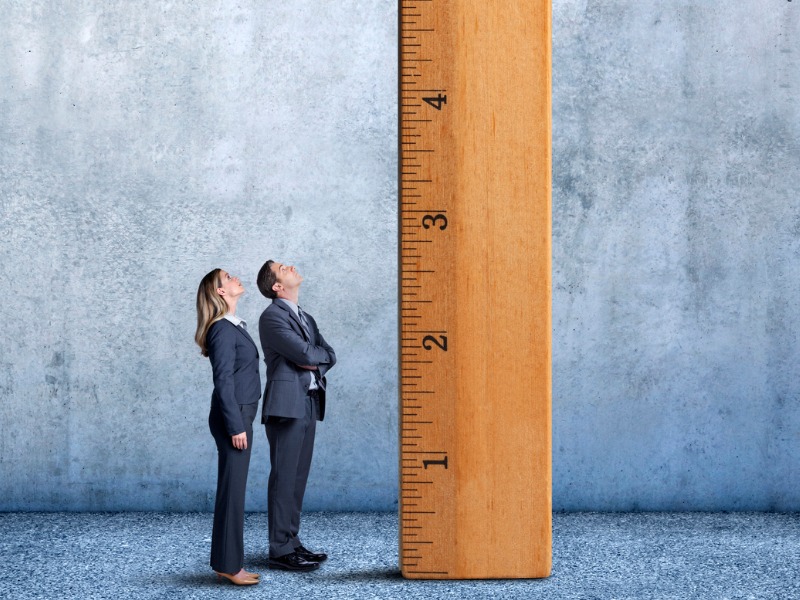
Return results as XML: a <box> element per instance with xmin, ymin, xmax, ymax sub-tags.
<box><xmin>216</xmin><ymin>571</ymin><xmax>260</xmax><ymax>585</ymax></box>
<box><xmin>242</xmin><ymin>570</ymin><xmax>260</xmax><ymax>579</ymax></box>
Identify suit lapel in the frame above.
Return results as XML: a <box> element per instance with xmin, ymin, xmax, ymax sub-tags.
<box><xmin>273</xmin><ymin>300</ymin><xmax>322</xmax><ymax>388</ymax></box>
<box><xmin>274</xmin><ymin>299</ymin><xmax>311</xmax><ymax>342</ymax></box>
<box><xmin>228</xmin><ymin>319</ymin><xmax>259</xmax><ymax>354</ymax></box>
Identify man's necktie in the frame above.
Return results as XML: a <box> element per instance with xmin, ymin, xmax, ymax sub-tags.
<box><xmin>298</xmin><ymin>307</ymin><xmax>325</xmax><ymax>390</ymax></box>
<box><xmin>297</xmin><ymin>307</ymin><xmax>312</xmax><ymax>340</ymax></box>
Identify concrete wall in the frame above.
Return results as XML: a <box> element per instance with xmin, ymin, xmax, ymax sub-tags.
<box><xmin>1</xmin><ymin>1</ymin><xmax>798</xmax><ymax>511</ymax></box>
<box><xmin>553</xmin><ymin>0</ymin><xmax>800</xmax><ymax>510</ymax></box>
<box><xmin>0</xmin><ymin>0</ymin><xmax>397</xmax><ymax>511</ymax></box>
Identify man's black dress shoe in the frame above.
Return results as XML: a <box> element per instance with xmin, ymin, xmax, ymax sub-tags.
<box><xmin>295</xmin><ymin>544</ymin><xmax>328</xmax><ymax>562</ymax></box>
<box><xmin>268</xmin><ymin>551</ymin><xmax>320</xmax><ymax>572</ymax></box>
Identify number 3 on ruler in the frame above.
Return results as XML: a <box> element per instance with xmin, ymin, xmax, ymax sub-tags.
<box><xmin>422</xmin><ymin>214</ymin><xmax>448</xmax><ymax>230</ymax></box>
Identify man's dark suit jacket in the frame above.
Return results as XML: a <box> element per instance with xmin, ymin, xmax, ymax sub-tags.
<box><xmin>259</xmin><ymin>299</ymin><xmax>336</xmax><ymax>422</ymax></box>
<box><xmin>206</xmin><ymin>319</ymin><xmax>262</xmax><ymax>436</ymax></box>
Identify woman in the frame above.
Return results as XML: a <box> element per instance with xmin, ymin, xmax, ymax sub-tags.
<box><xmin>195</xmin><ymin>268</ymin><xmax>262</xmax><ymax>586</ymax></box>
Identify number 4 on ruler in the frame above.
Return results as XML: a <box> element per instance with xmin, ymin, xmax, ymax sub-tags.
<box><xmin>422</xmin><ymin>94</ymin><xmax>447</xmax><ymax>110</ymax></box>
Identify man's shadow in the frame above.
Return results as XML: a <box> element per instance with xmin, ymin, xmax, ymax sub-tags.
<box><xmin>315</xmin><ymin>568</ymin><xmax>404</xmax><ymax>582</ymax></box>
<box><xmin>245</xmin><ymin>555</ymin><xmax>402</xmax><ymax>582</ymax></box>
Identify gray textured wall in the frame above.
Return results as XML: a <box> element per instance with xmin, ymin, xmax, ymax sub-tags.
<box><xmin>1</xmin><ymin>1</ymin><xmax>798</xmax><ymax>512</ymax></box>
<box><xmin>0</xmin><ymin>0</ymin><xmax>397</xmax><ymax>511</ymax></box>
<box><xmin>553</xmin><ymin>1</ymin><xmax>800</xmax><ymax>510</ymax></box>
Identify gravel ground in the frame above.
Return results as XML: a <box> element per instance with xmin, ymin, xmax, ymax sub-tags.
<box><xmin>0</xmin><ymin>512</ymin><xmax>798</xmax><ymax>599</ymax></box>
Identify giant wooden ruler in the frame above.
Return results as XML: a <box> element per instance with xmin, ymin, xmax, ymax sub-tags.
<box><xmin>399</xmin><ymin>0</ymin><xmax>552</xmax><ymax>579</ymax></box>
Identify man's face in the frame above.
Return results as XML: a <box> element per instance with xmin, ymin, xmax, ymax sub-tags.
<box><xmin>271</xmin><ymin>262</ymin><xmax>303</xmax><ymax>295</ymax></box>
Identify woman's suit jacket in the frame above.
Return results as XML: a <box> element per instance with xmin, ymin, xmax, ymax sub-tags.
<box><xmin>206</xmin><ymin>318</ymin><xmax>262</xmax><ymax>436</ymax></box>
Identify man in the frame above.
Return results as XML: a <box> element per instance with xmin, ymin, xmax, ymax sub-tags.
<box><xmin>256</xmin><ymin>260</ymin><xmax>336</xmax><ymax>571</ymax></box>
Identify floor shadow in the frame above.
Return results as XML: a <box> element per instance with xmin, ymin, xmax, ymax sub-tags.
<box><xmin>241</xmin><ymin>558</ymin><xmax>403</xmax><ymax>583</ymax></box>
<box><xmin>247</xmin><ymin>555</ymin><xmax>271</xmax><ymax>570</ymax></box>
<box><xmin>151</xmin><ymin>573</ymin><xmax>221</xmax><ymax>587</ymax></box>
<box><xmin>317</xmin><ymin>568</ymin><xmax>404</xmax><ymax>583</ymax></box>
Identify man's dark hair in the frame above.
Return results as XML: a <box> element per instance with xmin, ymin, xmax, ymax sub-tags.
<box><xmin>257</xmin><ymin>259</ymin><xmax>278</xmax><ymax>299</ymax></box>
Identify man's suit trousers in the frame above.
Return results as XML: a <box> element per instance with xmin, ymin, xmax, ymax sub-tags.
<box><xmin>208</xmin><ymin>401</ymin><xmax>258</xmax><ymax>573</ymax></box>
<box><xmin>265</xmin><ymin>393</ymin><xmax>318</xmax><ymax>558</ymax></box>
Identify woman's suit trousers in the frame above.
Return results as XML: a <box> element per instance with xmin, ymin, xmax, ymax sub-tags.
<box><xmin>208</xmin><ymin>401</ymin><xmax>258</xmax><ymax>573</ymax></box>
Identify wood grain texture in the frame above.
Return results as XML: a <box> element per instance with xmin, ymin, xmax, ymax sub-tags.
<box><xmin>400</xmin><ymin>0</ymin><xmax>551</xmax><ymax>579</ymax></box>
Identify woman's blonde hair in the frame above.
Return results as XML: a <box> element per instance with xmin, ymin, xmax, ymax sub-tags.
<box><xmin>195</xmin><ymin>268</ymin><xmax>228</xmax><ymax>357</ymax></box>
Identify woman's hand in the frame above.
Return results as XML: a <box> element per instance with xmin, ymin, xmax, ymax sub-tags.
<box><xmin>297</xmin><ymin>365</ymin><xmax>318</xmax><ymax>370</ymax></box>
<box><xmin>231</xmin><ymin>432</ymin><xmax>248</xmax><ymax>450</ymax></box>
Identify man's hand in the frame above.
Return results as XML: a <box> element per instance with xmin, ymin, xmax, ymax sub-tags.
<box><xmin>297</xmin><ymin>365</ymin><xmax>318</xmax><ymax>370</ymax></box>
<box><xmin>231</xmin><ymin>432</ymin><xmax>248</xmax><ymax>450</ymax></box>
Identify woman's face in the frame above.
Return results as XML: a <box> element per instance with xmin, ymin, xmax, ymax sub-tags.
<box><xmin>217</xmin><ymin>270</ymin><xmax>245</xmax><ymax>301</ymax></box>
